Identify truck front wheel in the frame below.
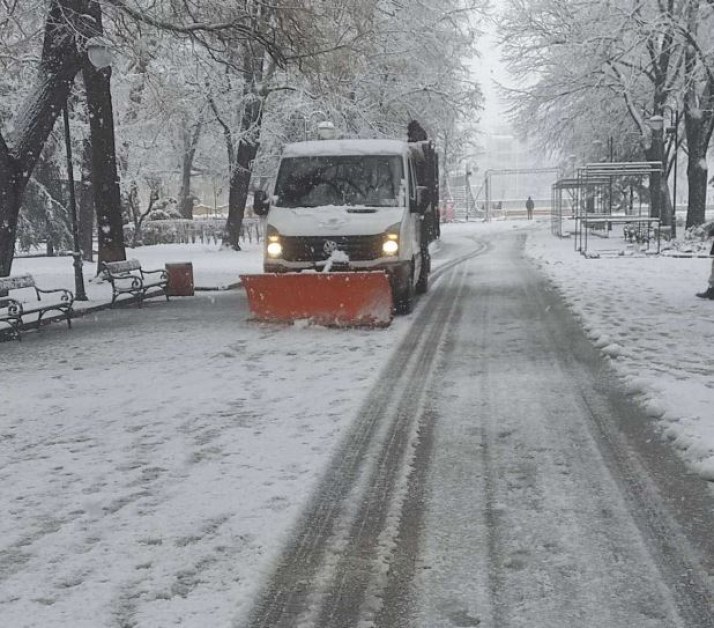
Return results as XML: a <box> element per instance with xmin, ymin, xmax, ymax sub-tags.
<box><xmin>393</xmin><ymin>264</ymin><xmax>415</xmax><ymax>315</ymax></box>
<box><xmin>415</xmin><ymin>248</ymin><xmax>430</xmax><ymax>294</ymax></box>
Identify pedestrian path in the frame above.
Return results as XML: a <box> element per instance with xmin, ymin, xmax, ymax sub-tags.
<box><xmin>1</xmin><ymin>274</ymin><xmax>238</xmax><ymax>341</ymax></box>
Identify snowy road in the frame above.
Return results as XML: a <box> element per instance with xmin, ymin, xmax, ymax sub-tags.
<box><xmin>2</xmin><ymin>227</ymin><xmax>714</xmax><ymax>627</ymax></box>
<box><xmin>246</xmin><ymin>230</ymin><xmax>714</xmax><ymax>627</ymax></box>
<box><xmin>407</xmin><ymin>232</ymin><xmax>714</xmax><ymax>627</ymax></box>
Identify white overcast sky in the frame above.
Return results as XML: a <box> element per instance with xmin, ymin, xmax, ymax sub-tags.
<box><xmin>472</xmin><ymin>15</ymin><xmax>513</xmax><ymax>135</ymax></box>
<box><xmin>469</xmin><ymin>13</ymin><xmax>557</xmax><ymax>192</ymax></box>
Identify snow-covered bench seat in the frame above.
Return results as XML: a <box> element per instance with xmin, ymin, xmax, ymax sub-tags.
<box><xmin>0</xmin><ymin>274</ymin><xmax>74</xmax><ymax>341</ymax></box>
<box><xmin>101</xmin><ymin>259</ymin><xmax>169</xmax><ymax>307</ymax></box>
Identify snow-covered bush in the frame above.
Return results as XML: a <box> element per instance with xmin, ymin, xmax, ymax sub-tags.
<box><xmin>146</xmin><ymin>198</ymin><xmax>181</xmax><ymax>221</ymax></box>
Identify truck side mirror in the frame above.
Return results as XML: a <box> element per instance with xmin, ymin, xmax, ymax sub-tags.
<box><xmin>411</xmin><ymin>186</ymin><xmax>429</xmax><ymax>214</ymax></box>
<box><xmin>253</xmin><ymin>190</ymin><xmax>270</xmax><ymax>216</ymax></box>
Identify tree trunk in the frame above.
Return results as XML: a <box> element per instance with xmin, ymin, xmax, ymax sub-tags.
<box><xmin>686</xmin><ymin>153</ymin><xmax>708</xmax><ymax>229</ymax></box>
<box><xmin>33</xmin><ymin>145</ymin><xmax>67</xmax><ymax>255</ymax></box>
<box><xmin>224</xmin><ymin>117</ymin><xmax>262</xmax><ymax>249</ymax></box>
<box><xmin>177</xmin><ymin>121</ymin><xmax>203</xmax><ymax>219</ymax></box>
<box><xmin>661</xmin><ymin>179</ymin><xmax>673</xmax><ymax>231</ymax></box>
<box><xmin>225</xmin><ymin>137</ymin><xmax>260</xmax><ymax>249</ymax></box>
<box><xmin>682</xmin><ymin>2</ymin><xmax>714</xmax><ymax>231</ymax></box>
<box><xmin>0</xmin><ymin>0</ymin><xmax>90</xmax><ymax>276</ymax></box>
<box><xmin>684</xmin><ymin>113</ymin><xmax>710</xmax><ymax>229</ymax></box>
<box><xmin>78</xmin><ymin>137</ymin><xmax>94</xmax><ymax>261</ymax></box>
<box><xmin>81</xmin><ymin>2</ymin><xmax>126</xmax><ymax>269</ymax></box>
<box><xmin>643</xmin><ymin>143</ymin><xmax>663</xmax><ymax>220</ymax></box>
<box><xmin>178</xmin><ymin>156</ymin><xmax>195</xmax><ymax>220</ymax></box>
<box><xmin>0</xmin><ymin>160</ymin><xmax>21</xmax><ymax>276</ymax></box>
<box><xmin>222</xmin><ymin>44</ymin><xmax>265</xmax><ymax>250</ymax></box>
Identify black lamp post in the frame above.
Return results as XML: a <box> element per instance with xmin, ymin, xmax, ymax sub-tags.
<box><xmin>666</xmin><ymin>109</ymin><xmax>679</xmax><ymax>239</ymax></box>
<box><xmin>60</xmin><ymin>37</ymin><xmax>114</xmax><ymax>301</ymax></box>
<box><xmin>62</xmin><ymin>105</ymin><xmax>88</xmax><ymax>301</ymax></box>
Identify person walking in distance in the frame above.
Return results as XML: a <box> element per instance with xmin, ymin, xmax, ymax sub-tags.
<box><xmin>695</xmin><ymin>225</ymin><xmax>714</xmax><ymax>300</ymax></box>
<box><xmin>526</xmin><ymin>196</ymin><xmax>534</xmax><ymax>220</ymax></box>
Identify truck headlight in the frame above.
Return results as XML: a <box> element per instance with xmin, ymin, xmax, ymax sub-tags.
<box><xmin>266</xmin><ymin>225</ymin><xmax>282</xmax><ymax>257</ymax></box>
<box><xmin>382</xmin><ymin>238</ymin><xmax>399</xmax><ymax>255</ymax></box>
<box><xmin>382</xmin><ymin>223</ymin><xmax>400</xmax><ymax>256</ymax></box>
<box><xmin>267</xmin><ymin>241</ymin><xmax>283</xmax><ymax>257</ymax></box>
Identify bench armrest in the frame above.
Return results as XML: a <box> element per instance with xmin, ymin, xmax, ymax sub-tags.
<box><xmin>1</xmin><ymin>298</ymin><xmax>24</xmax><ymax>317</ymax></box>
<box><xmin>140</xmin><ymin>268</ymin><xmax>168</xmax><ymax>280</ymax></box>
<box><xmin>35</xmin><ymin>286</ymin><xmax>75</xmax><ymax>304</ymax></box>
<box><xmin>108</xmin><ymin>273</ymin><xmax>144</xmax><ymax>290</ymax></box>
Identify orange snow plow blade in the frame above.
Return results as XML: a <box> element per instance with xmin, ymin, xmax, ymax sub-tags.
<box><xmin>240</xmin><ymin>272</ymin><xmax>393</xmax><ymax>327</ymax></box>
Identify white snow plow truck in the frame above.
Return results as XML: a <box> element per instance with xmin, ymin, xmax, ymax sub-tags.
<box><xmin>241</xmin><ymin>130</ymin><xmax>439</xmax><ymax>327</ymax></box>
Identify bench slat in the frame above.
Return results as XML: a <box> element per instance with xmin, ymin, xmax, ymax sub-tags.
<box><xmin>0</xmin><ymin>274</ymin><xmax>36</xmax><ymax>291</ymax></box>
<box><xmin>103</xmin><ymin>259</ymin><xmax>141</xmax><ymax>274</ymax></box>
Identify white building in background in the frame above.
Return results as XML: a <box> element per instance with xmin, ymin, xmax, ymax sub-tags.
<box><xmin>476</xmin><ymin>129</ymin><xmax>556</xmax><ymax>210</ymax></box>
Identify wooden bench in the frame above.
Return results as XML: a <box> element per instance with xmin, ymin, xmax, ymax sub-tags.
<box><xmin>101</xmin><ymin>259</ymin><xmax>169</xmax><ymax>307</ymax></box>
<box><xmin>0</xmin><ymin>274</ymin><xmax>74</xmax><ymax>341</ymax></box>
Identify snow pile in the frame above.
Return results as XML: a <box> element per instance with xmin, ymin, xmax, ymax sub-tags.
<box><xmin>661</xmin><ymin>219</ymin><xmax>714</xmax><ymax>256</ymax></box>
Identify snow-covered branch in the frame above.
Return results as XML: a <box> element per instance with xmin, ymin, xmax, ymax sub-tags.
<box><xmin>102</xmin><ymin>0</ymin><xmax>286</xmax><ymax>65</ymax></box>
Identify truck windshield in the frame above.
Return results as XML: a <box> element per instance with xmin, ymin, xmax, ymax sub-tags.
<box><xmin>274</xmin><ymin>155</ymin><xmax>404</xmax><ymax>208</ymax></box>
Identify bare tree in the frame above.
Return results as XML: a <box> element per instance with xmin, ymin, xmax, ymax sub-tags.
<box><xmin>679</xmin><ymin>1</ymin><xmax>714</xmax><ymax>228</ymax></box>
<box><xmin>177</xmin><ymin>118</ymin><xmax>203</xmax><ymax>219</ymax></box>
<box><xmin>0</xmin><ymin>0</ymin><xmax>93</xmax><ymax>276</ymax></box>
<box><xmin>1</xmin><ymin>0</ymin><xmax>487</xmax><ymax>272</ymax></box>
<box><xmin>500</xmin><ymin>0</ymin><xmax>683</xmax><ymax>223</ymax></box>
<box><xmin>82</xmin><ymin>1</ymin><xmax>126</xmax><ymax>267</ymax></box>
<box><xmin>207</xmin><ymin>38</ymin><xmax>270</xmax><ymax>250</ymax></box>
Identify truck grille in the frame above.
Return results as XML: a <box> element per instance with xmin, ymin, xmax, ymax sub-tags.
<box><xmin>280</xmin><ymin>235</ymin><xmax>384</xmax><ymax>262</ymax></box>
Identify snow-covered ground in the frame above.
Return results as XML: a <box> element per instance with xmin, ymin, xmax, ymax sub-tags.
<box><xmin>522</xmin><ymin>219</ymin><xmax>714</xmax><ymax>483</ymax></box>
<box><xmin>1</xmin><ymin>242</ymin><xmax>413</xmax><ymax>627</ymax></box>
<box><xmin>8</xmin><ymin>240</ymin><xmax>266</xmax><ymax>304</ymax></box>
<box><xmin>1</xmin><ymin>219</ymin><xmax>713</xmax><ymax>626</ymax></box>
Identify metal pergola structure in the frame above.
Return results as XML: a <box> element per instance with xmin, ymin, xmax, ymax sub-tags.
<box><xmin>557</xmin><ymin>161</ymin><xmax>664</xmax><ymax>256</ymax></box>
<box><xmin>551</xmin><ymin>177</ymin><xmax>608</xmax><ymax>238</ymax></box>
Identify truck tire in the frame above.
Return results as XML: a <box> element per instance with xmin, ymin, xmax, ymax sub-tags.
<box><xmin>394</xmin><ymin>265</ymin><xmax>415</xmax><ymax>315</ymax></box>
<box><xmin>415</xmin><ymin>248</ymin><xmax>430</xmax><ymax>294</ymax></box>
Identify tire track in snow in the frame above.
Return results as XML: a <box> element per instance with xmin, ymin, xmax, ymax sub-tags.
<box><xmin>517</xmin><ymin>242</ymin><xmax>714</xmax><ymax>627</ymax></box>
<box><xmin>406</xmin><ymin>232</ymin><xmax>714</xmax><ymax>627</ymax></box>
<box><xmin>243</xmin><ymin>244</ymin><xmax>487</xmax><ymax>627</ymax></box>
<box><xmin>313</xmin><ymin>267</ymin><xmax>467</xmax><ymax>626</ymax></box>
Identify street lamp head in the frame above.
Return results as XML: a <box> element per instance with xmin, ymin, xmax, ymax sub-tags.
<box><xmin>302</xmin><ymin>110</ymin><xmax>329</xmax><ymax>141</ymax></box>
<box><xmin>85</xmin><ymin>37</ymin><xmax>114</xmax><ymax>69</ymax></box>
<box><xmin>317</xmin><ymin>121</ymin><xmax>336</xmax><ymax>140</ymax></box>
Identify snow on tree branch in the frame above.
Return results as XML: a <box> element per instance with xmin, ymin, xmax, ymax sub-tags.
<box><xmin>101</xmin><ymin>0</ymin><xmax>286</xmax><ymax>65</ymax></box>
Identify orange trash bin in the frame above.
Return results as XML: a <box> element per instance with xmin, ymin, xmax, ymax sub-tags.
<box><xmin>165</xmin><ymin>262</ymin><xmax>194</xmax><ymax>296</ymax></box>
